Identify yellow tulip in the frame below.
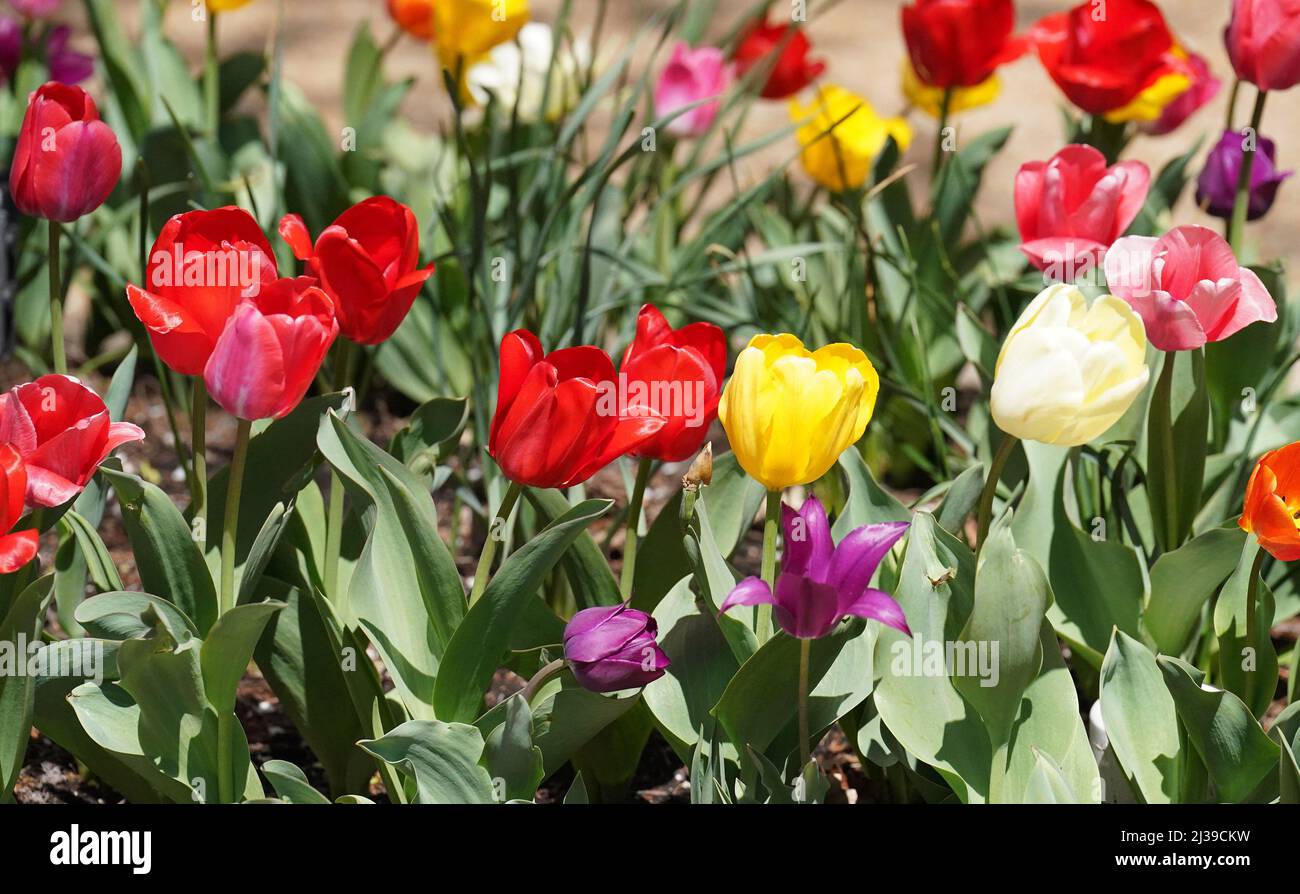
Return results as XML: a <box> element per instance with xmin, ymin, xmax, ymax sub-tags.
<box><xmin>207</xmin><ymin>0</ymin><xmax>255</xmax><ymax>11</ymax></box>
<box><xmin>719</xmin><ymin>334</ymin><xmax>880</xmax><ymax>491</ymax></box>
<box><xmin>990</xmin><ymin>284</ymin><xmax>1149</xmax><ymax>447</ymax></box>
<box><xmin>901</xmin><ymin>62</ymin><xmax>1000</xmax><ymax>118</ymax></box>
<box><xmin>790</xmin><ymin>85</ymin><xmax>912</xmax><ymax>193</ymax></box>
<box><xmin>435</xmin><ymin>0</ymin><xmax>530</xmax><ymax>74</ymax></box>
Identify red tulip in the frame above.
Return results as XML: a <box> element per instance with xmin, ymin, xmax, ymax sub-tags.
<box><xmin>0</xmin><ymin>375</ymin><xmax>144</xmax><ymax>508</ymax></box>
<box><xmin>1226</xmin><ymin>0</ymin><xmax>1300</xmax><ymax>93</ymax></box>
<box><xmin>279</xmin><ymin>197</ymin><xmax>434</xmax><ymax>346</ymax></box>
<box><xmin>1030</xmin><ymin>0</ymin><xmax>1185</xmax><ymax>115</ymax></box>
<box><xmin>732</xmin><ymin>18</ymin><xmax>826</xmax><ymax>99</ymax></box>
<box><xmin>203</xmin><ymin>278</ymin><xmax>338</xmax><ymax>422</ymax></box>
<box><xmin>902</xmin><ymin>0</ymin><xmax>1027</xmax><ymax>89</ymax></box>
<box><xmin>489</xmin><ymin>331</ymin><xmax>664</xmax><ymax>489</ymax></box>
<box><xmin>619</xmin><ymin>305</ymin><xmax>725</xmax><ymax>462</ymax></box>
<box><xmin>1015</xmin><ymin>144</ymin><xmax>1150</xmax><ymax>274</ymax></box>
<box><xmin>0</xmin><ymin>445</ymin><xmax>38</xmax><ymax>575</ymax></box>
<box><xmin>126</xmin><ymin>207</ymin><xmax>280</xmax><ymax>377</ymax></box>
<box><xmin>9</xmin><ymin>82</ymin><xmax>121</xmax><ymax>222</ymax></box>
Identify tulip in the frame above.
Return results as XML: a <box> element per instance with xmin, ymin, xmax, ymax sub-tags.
<box><xmin>902</xmin><ymin>60</ymin><xmax>1002</xmax><ymax>118</ymax></box>
<box><xmin>990</xmin><ymin>284</ymin><xmax>1149</xmax><ymax>447</ymax></box>
<box><xmin>563</xmin><ymin>602</ymin><xmax>670</xmax><ymax>693</ymax></box>
<box><xmin>0</xmin><ymin>445</ymin><xmax>38</xmax><ymax>575</ymax></box>
<box><xmin>733</xmin><ymin>18</ymin><xmax>825</xmax><ymax>99</ymax></box>
<box><xmin>1103</xmin><ymin>226</ymin><xmax>1276</xmax><ymax>352</ymax></box>
<box><xmin>488</xmin><ymin>331</ymin><xmax>664</xmax><ymax>490</ymax></box>
<box><xmin>654</xmin><ymin>42</ymin><xmax>731</xmax><ymax>137</ymax></box>
<box><xmin>0</xmin><ymin>375</ymin><xmax>144</xmax><ymax>508</ymax></box>
<box><xmin>1014</xmin><ymin>144</ymin><xmax>1150</xmax><ymax>276</ymax></box>
<box><xmin>1226</xmin><ymin>0</ymin><xmax>1300</xmax><ymax>93</ymax></box>
<box><xmin>901</xmin><ymin>0</ymin><xmax>1026</xmax><ymax>90</ymax></box>
<box><xmin>720</xmin><ymin>333</ymin><xmax>879</xmax><ymax>492</ymax></box>
<box><xmin>128</xmin><ymin>206</ymin><xmax>280</xmax><ymax>376</ymax></box>
<box><xmin>790</xmin><ymin>85</ymin><xmax>912</xmax><ymax>193</ymax></box>
<box><xmin>203</xmin><ymin>277</ymin><xmax>338</xmax><ymax>423</ymax></box>
<box><xmin>0</xmin><ymin>21</ymin><xmax>93</xmax><ymax>86</ymax></box>
<box><xmin>1030</xmin><ymin>0</ymin><xmax>1188</xmax><ymax>116</ymax></box>
<box><xmin>434</xmin><ymin>0</ymin><xmax>528</xmax><ymax>75</ymax></box>
<box><xmin>388</xmin><ymin>0</ymin><xmax>435</xmax><ymax>40</ymax></box>
<box><xmin>1196</xmin><ymin>129</ymin><xmax>1292</xmax><ymax>222</ymax></box>
<box><xmin>1241</xmin><ymin>443</ymin><xmax>1300</xmax><ymax>561</ymax></box>
<box><xmin>1140</xmin><ymin>51</ymin><xmax>1221</xmax><ymax>136</ymax></box>
<box><xmin>464</xmin><ymin>22</ymin><xmax>590</xmax><ymax>122</ymax></box>
<box><xmin>10</xmin><ymin>83</ymin><xmax>121</xmax><ymax>223</ymax></box>
<box><xmin>279</xmin><ymin>197</ymin><xmax>434</xmax><ymax>347</ymax></box>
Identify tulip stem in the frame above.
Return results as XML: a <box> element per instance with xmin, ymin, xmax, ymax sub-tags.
<box><xmin>931</xmin><ymin>88</ymin><xmax>953</xmax><ymax>181</ymax></box>
<box><xmin>975</xmin><ymin>435</ymin><xmax>1018</xmax><ymax>554</ymax></box>
<box><xmin>1245</xmin><ymin>545</ymin><xmax>1267</xmax><ymax>687</ymax></box>
<box><xmin>797</xmin><ymin>637</ymin><xmax>812</xmax><ymax>782</ymax></box>
<box><xmin>619</xmin><ymin>457</ymin><xmax>653</xmax><ymax>600</ymax></box>
<box><xmin>1225</xmin><ymin>78</ymin><xmax>1241</xmax><ymax>132</ymax></box>
<box><xmin>521</xmin><ymin>658</ymin><xmax>566</xmax><ymax>705</ymax></box>
<box><xmin>191</xmin><ymin>380</ymin><xmax>207</xmax><ymax>531</ymax></box>
<box><xmin>219</xmin><ymin>418</ymin><xmax>252</xmax><ymax>619</ymax></box>
<box><xmin>1154</xmin><ymin>351</ymin><xmax>1180</xmax><ymax>553</ymax></box>
<box><xmin>470</xmin><ymin>480</ymin><xmax>524</xmax><ymax>606</ymax></box>
<box><xmin>47</xmin><ymin>222</ymin><xmax>65</xmax><ymax>376</ymax></box>
<box><xmin>323</xmin><ymin>340</ymin><xmax>357</xmax><ymax>604</ymax></box>
<box><xmin>757</xmin><ymin>489</ymin><xmax>782</xmax><ymax>642</ymax></box>
<box><xmin>1228</xmin><ymin>88</ymin><xmax>1268</xmax><ymax>252</ymax></box>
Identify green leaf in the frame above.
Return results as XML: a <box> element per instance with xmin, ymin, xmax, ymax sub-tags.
<box><xmin>700</xmin><ymin>451</ymin><xmax>766</xmax><ymax>556</ymax></box>
<box><xmin>0</xmin><ymin>576</ymin><xmax>53</xmax><ymax>801</ymax></box>
<box><xmin>1022</xmin><ymin>750</ymin><xmax>1079</xmax><ymax>804</ymax></box>
<box><xmin>832</xmin><ymin>447</ymin><xmax>910</xmax><ymax>539</ymax></box>
<box><xmin>261</xmin><ymin>760</ymin><xmax>331</xmax><ymax>804</ymax></box>
<box><xmin>1213</xmin><ymin>539</ymin><xmax>1276</xmax><ymax>718</ymax></box>
<box><xmin>434</xmin><ymin>498</ymin><xmax>611</xmax><ymax>723</ymax></box>
<box><xmin>358</xmin><ymin>719</ymin><xmax>496</xmax><ymax>804</ymax></box>
<box><xmin>481</xmin><ymin>695</ymin><xmax>543</xmax><ymax>802</ymax></box>
<box><xmin>1146</xmin><ymin>349</ymin><xmax>1209</xmax><ymax>552</ymax></box>
<box><xmin>525</xmin><ymin>489</ymin><xmax>619</xmax><ymax>610</ymax></box>
<box><xmin>201</xmin><ymin>601</ymin><xmax>285</xmax><ymax>715</ymax></box>
<box><xmin>58</xmin><ymin>510</ymin><xmax>123</xmax><ymax>593</ymax></box>
<box><xmin>688</xmin><ymin>500</ymin><xmax>757</xmax><ymax>662</ymax></box>
<box><xmin>1144</xmin><ymin>526</ymin><xmax>1246</xmax><ymax>655</ymax></box>
<box><xmin>75</xmin><ymin>590</ymin><xmax>198</xmax><ymax>642</ymax></box>
<box><xmin>1100</xmin><ymin>630</ymin><xmax>1181</xmax><ymax>804</ymax></box>
<box><xmin>389</xmin><ymin>396</ymin><xmax>469</xmax><ymax>468</ymax></box>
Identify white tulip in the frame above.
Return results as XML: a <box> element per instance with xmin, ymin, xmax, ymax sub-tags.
<box><xmin>465</xmin><ymin>23</ymin><xmax>591</xmax><ymax>123</ymax></box>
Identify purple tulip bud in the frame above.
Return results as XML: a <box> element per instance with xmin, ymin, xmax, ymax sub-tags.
<box><xmin>1196</xmin><ymin>129</ymin><xmax>1293</xmax><ymax>222</ymax></box>
<box><xmin>45</xmin><ymin>26</ymin><xmax>93</xmax><ymax>86</ymax></box>
<box><xmin>563</xmin><ymin>603</ymin><xmax>670</xmax><ymax>693</ymax></box>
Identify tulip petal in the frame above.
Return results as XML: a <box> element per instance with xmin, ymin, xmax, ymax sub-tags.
<box><xmin>842</xmin><ymin>587</ymin><xmax>911</xmax><ymax>636</ymax></box>
<box><xmin>719</xmin><ymin>576</ymin><xmax>776</xmax><ymax>616</ymax></box>
<box><xmin>278</xmin><ymin>213</ymin><xmax>315</xmax><ymax>261</ymax></box>
<box><xmin>826</xmin><ymin>521</ymin><xmax>910</xmax><ymax>604</ymax></box>
<box><xmin>774</xmin><ymin>572</ymin><xmax>842</xmax><ymax>639</ymax></box>
<box><xmin>781</xmin><ymin>496</ymin><xmax>833</xmax><ymax>582</ymax></box>
<box><xmin>0</xmin><ymin>529</ymin><xmax>39</xmax><ymax>575</ymax></box>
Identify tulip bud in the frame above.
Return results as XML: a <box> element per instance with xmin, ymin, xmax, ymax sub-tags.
<box><xmin>683</xmin><ymin>443</ymin><xmax>713</xmax><ymax>491</ymax></box>
<box><xmin>1196</xmin><ymin>130</ymin><xmax>1292</xmax><ymax>222</ymax></box>
<box><xmin>563</xmin><ymin>603</ymin><xmax>670</xmax><ymax>693</ymax></box>
<box><xmin>733</xmin><ymin>18</ymin><xmax>826</xmax><ymax>100</ymax></box>
<box><xmin>388</xmin><ymin>0</ymin><xmax>435</xmax><ymax>40</ymax></box>
<box><xmin>901</xmin><ymin>0</ymin><xmax>1026</xmax><ymax>90</ymax></box>
<box><xmin>654</xmin><ymin>43</ymin><xmax>731</xmax><ymax>138</ymax></box>
<box><xmin>10</xmin><ymin>83</ymin><xmax>121</xmax><ymax>223</ymax></box>
<box><xmin>990</xmin><ymin>284</ymin><xmax>1149</xmax><ymax>447</ymax></box>
<box><xmin>1226</xmin><ymin>0</ymin><xmax>1300</xmax><ymax>93</ymax></box>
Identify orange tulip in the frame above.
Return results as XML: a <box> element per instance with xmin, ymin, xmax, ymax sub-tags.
<box><xmin>1240</xmin><ymin>442</ymin><xmax>1300</xmax><ymax>561</ymax></box>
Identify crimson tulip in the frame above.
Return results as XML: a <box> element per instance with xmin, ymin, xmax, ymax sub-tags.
<box><xmin>902</xmin><ymin>0</ymin><xmax>1027</xmax><ymax>89</ymax></box>
<box><xmin>279</xmin><ymin>197</ymin><xmax>434</xmax><ymax>346</ymax></box>
<box><xmin>1226</xmin><ymin>0</ymin><xmax>1300</xmax><ymax>93</ymax></box>
<box><xmin>0</xmin><ymin>375</ymin><xmax>144</xmax><ymax>508</ymax></box>
<box><xmin>732</xmin><ymin>18</ymin><xmax>825</xmax><ymax>99</ymax></box>
<box><xmin>1030</xmin><ymin>0</ymin><xmax>1186</xmax><ymax>115</ymax></box>
<box><xmin>489</xmin><ymin>331</ymin><xmax>664</xmax><ymax>489</ymax></box>
<box><xmin>618</xmin><ymin>305</ymin><xmax>725</xmax><ymax>463</ymax></box>
<box><xmin>126</xmin><ymin>207</ymin><xmax>280</xmax><ymax>377</ymax></box>
<box><xmin>0</xmin><ymin>445</ymin><xmax>38</xmax><ymax>574</ymax></box>
<box><xmin>10</xmin><ymin>82</ymin><xmax>121</xmax><ymax>222</ymax></box>
<box><xmin>204</xmin><ymin>277</ymin><xmax>338</xmax><ymax>422</ymax></box>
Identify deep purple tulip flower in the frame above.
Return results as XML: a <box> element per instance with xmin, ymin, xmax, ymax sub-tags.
<box><xmin>0</xmin><ymin>19</ymin><xmax>93</xmax><ymax>87</ymax></box>
<box><xmin>1196</xmin><ymin>129</ymin><xmax>1293</xmax><ymax>222</ymax></box>
<box><xmin>720</xmin><ymin>497</ymin><xmax>911</xmax><ymax>640</ymax></box>
<box><xmin>563</xmin><ymin>602</ymin><xmax>670</xmax><ymax>693</ymax></box>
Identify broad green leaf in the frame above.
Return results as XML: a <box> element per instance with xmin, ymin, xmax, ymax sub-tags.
<box><xmin>58</xmin><ymin>510</ymin><xmax>123</xmax><ymax>593</ymax></box>
<box><xmin>75</xmin><ymin>590</ymin><xmax>198</xmax><ymax>642</ymax></box>
<box><xmin>0</xmin><ymin>576</ymin><xmax>53</xmax><ymax>801</ymax></box>
<box><xmin>201</xmin><ymin>601</ymin><xmax>285</xmax><ymax>715</ymax></box>
<box><xmin>262</xmin><ymin>760</ymin><xmax>331</xmax><ymax>805</ymax></box>
<box><xmin>482</xmin><ymin>695</ymin><xmax>543</xmax><ymax>802</ymax></box>
<box><xmin>832</xmin><ymin>447</ymin><xmax>910</xmax><ymax>539</ymax></box>
<box><xmin>1146</xmin><ymin>349</ymin><xmax>1209</xmax><ymax>552</ymax></box>
<box><xmin>688</xmin><ymin>500</ymin><xmax>756</xmax><ymax>662</ymax></box>
<box><xmin>700</xmin><ymin>451</ymin><xmax>766</xmax><ymax>555</ymax></box>
<box><xmin>1213</xmin><ymin>539</ymin><xmax>1277</xmax><ymax>718</ymax></box>
<box><xmin>1100</xmin><ymin>630</ymin><xmax>1180</xmax><ymax>804</ymax></box>
<box><xmin>1022</xmin><ymin>750</ymin><xmax>1079</xmax><ymax>804</ymax></box>
<box><xmin>525</xmin><ymin>489</ymin><xmax>619</xmax><ymax>610</ymax></box>
<box><xmin>1144</xmin><ymin>526</ymin><xmax>1246</xmax><ymax>654</ymax></box>
<box><xmin>358</xmin><ymin>719</ymin><xmax>495</xmax><ymax>804</ymax></box>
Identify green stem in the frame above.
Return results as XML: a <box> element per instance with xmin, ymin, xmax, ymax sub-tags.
<box><xmin>931</xmin><ymin>87</ymin><xmax>953</xmax><ymax>181</ymax></box>
<box><xmin>757</xmin><ymin>489</ymin><xmax>781</xmax><ymax>642</ymax></box>
<box><xmin>48</xmin><ymin>223</ymin><xmax>65</xmax><ymax>375</ymax></box>
<box><xmin>219</xmin><ymin>418</ymin><xmax>252</xmax><ymax>618</ymax></box>
<box><xmin>988</xmin><ymin>738</ymin><xmax>1009</xmax><ymax>804</ymax></box>
<box><xmin>469</xmin><ymin>480</ymin><xmax>524</xmax><ymax>606</ymax></box>
<box><xmin>797</xmin><ymin>637</ymin><xmax>811</xmax><ymax>777</ymax></box>
<box><xmin>204</xmin><ymin>11</ymin><xmax>220</xmax><ymax>138</ymax></box>
<box><xmin>1225</xmin><ymin>78</ymin><xmax>1241</xmax><ymax>132</ymax></box>
<box><xmin>1228</xmin><ymin>88</ymin><xmax>1268</xmax><ymax>252</ymax></box>
<box><xmin>975</xmin><ymin>436</ymin><xmax>1018</xmax><ymax>553</ymax></box>
<box><xmin>1245</xmin><ymin>545</ymin><xmax>1267</xmax><ymax>665</ymax></box>
<box><xmin>190</xmin><ymin>379</ymin><xmax>207</xmax><ymax>532</ymax></box>
<box><xmin>1155</xmin><ymin>351</ymin><xmax>1180</xmax><ymax>552</ymax></box>
<box><xmin>323</xmin><ymin>341</ymin><xmax>357</xmax><ymax>603</ymax></box>
<box><xmin>216</xmin><ymin>711</ymin><xmax>233</xmax><ymax>803</ymax></box>
<box><xmin>619</xmin><ymin>457</ymin><xmax>653</xmax><ymax>600</ymax></box>
<box><xmin>521</xmin><ymin>658</ymin><xmax>566</xmax><ymax>705</ymax></box>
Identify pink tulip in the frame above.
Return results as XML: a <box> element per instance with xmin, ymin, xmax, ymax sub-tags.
<box><xmin>1103</xmin><ymin>225</ymin><xmax>1277</xmax><ymax>351</ymax></box>
<box><xmin>1015</xmin><ymin>145</ymin><xmax>1150</xmax><ymax>276</ymax></box>
<box><xmin>654</xmin><ymin>42</ymin><xmax>731</xmax><ymax>137</ymax></box>
<box><xmin>204</xmin><ymin>277</ymin><xmax>338</xmax><ymax>422</ymax></box>
<box><xmin>10</xmin><ymin>0</ymin><xmax>60</xmax><ymax>19</ymax></box>
<box><xmin>1226</xmin><ymin>0</ymin><xmax>1300</xmax><ymax>93</ymax></box>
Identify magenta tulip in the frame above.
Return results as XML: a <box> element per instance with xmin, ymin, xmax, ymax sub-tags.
<box><xmin>654</xmin><ymin>42</ymin><xmax>731</xmax><ymax>137</ymax></box>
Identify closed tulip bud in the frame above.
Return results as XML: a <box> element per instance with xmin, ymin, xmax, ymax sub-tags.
<box><xmin>654</xmin><ymin>42</ymin><xmax>732</xmax><ymax>137</ymax></box>
<box><xmin>563</xmin><ymin>603</ymin><xmax>670</xmax><ymax>693</ymax></box>
<box><xmin>1226</xmin><ymin>0</ymin><xmax>1300</xmax><ymax>93</ymax></box>
<box><xmin>683</xmin><ymin>443</ymin><xmax>713</xmax><ymax>491</ymax></box>
<box><xmin>279</xmin><ymin>197</ymin><xmax>433</xmax><ymax>346</ymax></box>
<box><xmin>733</xmin><ymin>18</ymin><xmax>826</xmax><ymax>100</ymax></box>
<box><xmin>902</xmin><ymin>0</ymin><xmax>1026</xmax><ymax>90</ymax></box>
<box><xmin>990</xmin><ymin>284</ymin><xmax>1149</xmax><ymax>447</ymax></box>
<box><xmin>204</xmin><ymin>278</ymin><xmax>338</xmax><ymax>422</ymax></box>
<box><xmin>720</xmin><ymin>333</ymin><xmax>879</xmax><ymax>491</ymax></box>
<box><xmin>0</xmin><ymin>375</ymin><xmax>144</xmax><ymax>508</ymax></box>
<box><xmin>790</xmin><ymin>85</ymin><xmax>912</xmax><ymax>193</ymax></box>
<box><xmin>1241</xmin><ymin>442</ymin><xmax>1300</xmax><ymax>561</ymax></box>
<box><xmin>0</xmin><ymin>445</ymin><xmax>38</xmax><ymax>574</ymax></box>
<box><xmin>10</xmin><ymin>83</ymin><xmax>121</xmax><ymax>223</ymax></box>
<box><xmin>1196</xmin><ymin>129</ymin><xmax>1292</xmax><ymax>222</ymax></box>
<box><xmin>388</xmin><ymin>0</ymin><xmax>435</xmax><ymax>40</ymax></box>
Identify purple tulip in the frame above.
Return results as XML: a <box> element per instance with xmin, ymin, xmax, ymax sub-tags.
<box><xmin>720</xmin><ymin>497</ymin><xmax>911</xmax><ymax>640</ymax></box>
<box><xmin>653</xmin><ymin>42</ymin><xmax>731</xmax><ymax>137</ymax></box>
<box><xmin>563</xmin><ymin>602</ymin><xmax>670</xmax><ymax>693</ymax></box>
<box><xmin>1196</xmin><ymin>129</ymin><xmax>1293</xmax><ymax>222</ymax></box>
<box><xmin>45</xmin><ymin>26</ymin><xmax>93</xmax><ymax>86</ymax></box>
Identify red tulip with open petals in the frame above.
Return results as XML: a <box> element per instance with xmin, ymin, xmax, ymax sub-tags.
<box><xmin>0</xmin><ymin>375</ymin><xmax>144</xmax><ymax>508</ymax></box>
